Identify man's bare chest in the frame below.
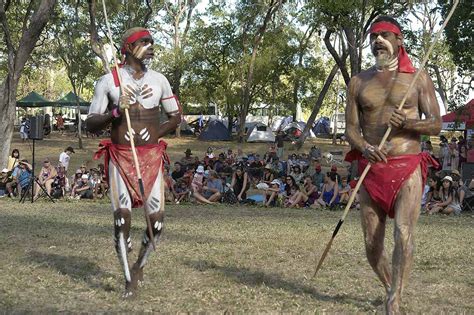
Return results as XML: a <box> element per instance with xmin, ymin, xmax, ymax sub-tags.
<box><xmin>358</xmin><ymin>75</ymin><xmax>419</xmax><ymax>112</ymax></box>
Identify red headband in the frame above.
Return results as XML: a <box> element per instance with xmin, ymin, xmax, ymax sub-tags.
<box><xmin>120</xmin><ymin>30</ymin><xmax>151</xmax><ymax>54</ymax></box>
<box><xmin>369</xmin><ymin>21</ymin><xmax>401</xmax><ymax>35</ymax></box>
<box><xmin>368</xmin><ymin>21</ymin><xmax>415</xmax><ymax>73</ymax></box>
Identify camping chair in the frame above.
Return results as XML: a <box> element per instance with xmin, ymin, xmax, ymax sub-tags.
<box><xmin>462</xmin><ymin>195</ymin><xmax>474</xmax><ymax>212</ymax></box>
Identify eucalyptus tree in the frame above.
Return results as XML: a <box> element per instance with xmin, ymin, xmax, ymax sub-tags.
<box><xmin>0</xmin><ymin>0</ymin><xmax>57</xmax><ymax>168</ymax></box>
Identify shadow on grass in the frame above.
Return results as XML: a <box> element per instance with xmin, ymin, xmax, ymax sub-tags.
<box><xmin>27</xmin><ymin>251</ymin><xmax>115</xmax><ymax>292</ymax></box>
<box><xmin>184</xmin><ymin>259</ymin><xmax>383</xmax><ymax>311</ymax></box>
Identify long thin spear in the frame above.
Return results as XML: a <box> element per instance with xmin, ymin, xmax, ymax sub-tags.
<box><xmin>313</xmin><ymin>0</ymin><xmax>459</xmax><ymax>278</ymax></box>
<box><xmin>100</xmin><ymin>0</ymin><xmax>156</xmax><ymax>250</ymax></box>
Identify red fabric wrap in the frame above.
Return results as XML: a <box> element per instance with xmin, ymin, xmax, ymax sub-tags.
<box><xmin>120</xmin><ymin>30</ymin><xmax>151</xmax><ymax>54</ymax></box>
<box><xmin>369</xmin><ymin>21</ymin><xmax>416</xmax><ymax>73</ymax></box>
<box><xmin>94</xmin><ymin>139</ymin><xmax>169</xmax><ymax>208</ymax></box>
<box><xmin>345</xmin><ymin>149</ymin><xmax>439</xmax><ymax>218</ymax></box>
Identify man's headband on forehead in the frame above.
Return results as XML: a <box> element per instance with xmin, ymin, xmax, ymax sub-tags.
<box><xmin>369</xmin><ymin>21</ymin><xmax>401</xmax><ymax>35</ymax></box>
<box><xmin>120</xmin><ymin>30</ymin><xmax>151</xmax><ymax>54</ymax></box>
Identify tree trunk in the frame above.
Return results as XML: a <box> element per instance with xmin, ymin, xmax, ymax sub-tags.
<box><xmin>72</xmin><ymin>85</ymin><xmax>83</xmax><ymax>149</ymax></box>
<box><xmin>430</xmin><ymin>63</ymin><xmax>448</xmax><ymax>112</ymax></box>
<box><xmin>0</xmin><ymin>0</ymin><xmax>57</xmax><ymax>168</ymax></box>
<box><xmin>295</xmin><ymin>63</ymin><xmax>340</xmax><ymax>149</ymax></box>
<box><xmin>88</xmin><ymin>0</ymin><xmax>110</xmax><ymax>73</ymax></box>
<box><xmin>237</xmin><ymin>0</ymin><xmax>284</xmax><ymax>142</ymax></box>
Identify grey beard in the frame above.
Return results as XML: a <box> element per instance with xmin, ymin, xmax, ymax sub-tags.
<box><xmin>375</xmin><ymin>54</ymin><xmax>398</xmax><ymax>71</ymax></box>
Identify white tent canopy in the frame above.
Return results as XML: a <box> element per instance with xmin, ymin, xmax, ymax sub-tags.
<box><xmin>247</xmin><ymin>123</ymin><xmax>275</xmax><ymax>142</ymax></box>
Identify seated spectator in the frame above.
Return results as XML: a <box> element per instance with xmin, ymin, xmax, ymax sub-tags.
<box><xmin>262</xmin><ymin>179</ymin><xmax>281</xmax><ymax>207</ymax></box>
<box><xmin>174</xmin><ymin>178</ymin><xmax>191</xmax><ymax>204</ymax></box>
<box><xmin>330</xmin><ymin>165</ymin><xmax>341</xmax><ymax>185</ymax></box>
<box><xmin>338</xmin><ymin>177</ymin><xmax>351</xmax><ymax>204</ymax></box>
<box><xmin>458</xmin><ymin>178</ymin><xmax>473</xmax><ymax>210</ymax></box>
<box><xmin>287</xmin><ymin>153</ymin><xmax>299</xmax><ymax>171</ymax></box>
<box><xmin>181</xmin><ymin>149</ymin><xmax>199</xmax><ymax>170</ymax></box>
<box><xmin>287</xmin><ymin>175</ymin><xmax>318</xmax><ymax>208</ymax></box>
<box><xmin>423</xmin><ymin>177</ymin><xmax>441</xmax><ymax>212</ymax></box>
<box><xmin>309</xmin><ymin>146</ymin><xmax>321</xmax><ymax>161</ymax></box>
<box><xmin>191</xmin><ymin>166</ymin><xmax>215</xmax><ymax>204</ymax></box>
<box><xmin>95</xmin><ymin>164</ymin><xmax>108</xmax><ymax>198</ymax></box>
<box><xmin>289</xmin><ymin>165</ymin><xmax>304</xmax><ymax>184</ymax></box>
<box><xmin>51</xmin><ymin>164</ymin><xmax>67</xmax><ymax>199</ymax></box>
<box><xmin>7</xmin><ymin>159</ymin><xmax>32</xmax><ymax>197</ymax></box>
<box><xmin>71</xmin><ymin>174</ymin><xmax>94</xmax><ymax>199</ymax></box>
<box><xmin>163</xmin><ymin>166</ymin><xmax>176</xmax><ymax>202</ymax></box>
<box><xmin>235</xmin><ymin>148</ymin><xmax>247</xmax><ymax>162</ymax></box>
<box><xmin>312</xmin><ymin>172</ymin><xmax>340</xmax><ymax>209</ymax></box>
<box><xmin>261</xmin><ymin>164</ymin><xmax>274</xmax><ymax>184</ymax></box>
<box><xmin>34</xmin><ymin>159</ymin><xmax>57</xmax><ymax>200</ymax></box>
<box><xmin>202</xmin><ymin>170</ymin><xmax>223</xmax><ymax>202</ymax></box>
<box><xmin>70</xmin><ymin>169</ymin><xmax>83</xmax><ymax>193</ymax></box>
<box><xmin>283</xmin><ymin>175</ymin><xmax>299</xmax><ymax>207</ymax></box>
<box><xmin>171</xmin><ymin>162</ymin><xmax>185</xmax><ymax>181</ymax></box>
<box><xmin>214</xmin><ymin>153</ymin><xmax>226</xmax><ymax>173</ymax></box>
<box><xmin>271</xmin><ymin>157</ymin><xmax>285</xmax><ymax>177</ymax></box>
<box><xmin>0</xmin><ymin>168</ymin><xmax>9</xmax><ymax>197</ymax></box>
<box><xmin>311</xmin><ymin>162</ymin><xmax>324</xmax><ymax>190</ymax></box>
<box><xmin>7</xmin><ymin>148</ymin><xmax>20</xmax><ymax>171</ymax></box>
<box><xmin>230</xmin><ymin>166</ymin><xmax>249</xmax><ymax>201</ymax></box>
<box><xmin>206</xmin><ymin>147</ymin><xmax>215</xmax><ymax>159</ymax></box>
<box><xmin>426</xmin><ymin>176</ymin><xmax>461</xmax><ymax>215</ymax></box>
<box><xmin>226</xmin><ymin>149</ymin><xmax>235</xmax><ymax>165</ymax></box>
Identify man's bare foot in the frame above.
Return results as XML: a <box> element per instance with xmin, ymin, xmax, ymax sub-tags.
<box><xmin>130</xmin><ymin>264</ymin><xmax>144</xmax><ymax>289</ymax></box>
<box><xmin>123</xmin><ymin>281</ymin><xmax>135</xmax><ymax>298</ymax></box>
<box><xmin>385</xmin><ymin>295</ymin><xmax>400</xmax><ymax>315</ymax></box>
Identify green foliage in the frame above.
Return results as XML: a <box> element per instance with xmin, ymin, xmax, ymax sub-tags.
<box><xmin>438</xmin><ymin>0</ymin><xmax>473</xmax><ymax>75</ymax></box>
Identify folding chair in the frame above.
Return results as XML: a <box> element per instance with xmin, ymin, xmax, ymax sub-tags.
<box><xmin>462</xmin><ymin>195</ymin><xmax>474</xmax><ymax>212</ymax></box>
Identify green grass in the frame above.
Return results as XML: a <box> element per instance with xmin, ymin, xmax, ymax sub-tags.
<box><xmin>2</xmin><ymin>132</ymin><xmax>472</xmax><ymax>312</ymax></box>
<box><xmin>0</xmin><ymin>199</ymin><xmax>472</xmax><ymax>313</ymax></box>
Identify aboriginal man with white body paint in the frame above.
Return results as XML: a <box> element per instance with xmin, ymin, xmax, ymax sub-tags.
<box><xmin>86</xmin><ymin>27</ymin><xmax>180</xmax><ymax>297</ymax></box>
<box><xmin>344</xmin><ymin>16</ymin><xmax>441</xmax><ymax>314</ymax></box>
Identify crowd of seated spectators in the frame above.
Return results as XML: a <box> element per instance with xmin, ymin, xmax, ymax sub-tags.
<box><xmin>423</xmin><ymin>169</ymin><xmax>474</xmax><ymax>215</ymax></box>
<box><xmin>162</xmin><ymin>145</ymin><xmax>361</xmax><ymax>209</ymax></box>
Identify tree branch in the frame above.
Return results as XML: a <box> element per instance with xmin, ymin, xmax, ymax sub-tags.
<box><xmin>143</xmin><ymin>0</ymin><xmax>153</xmax><ymax>27</ymax></box>
<box><xmin>324</xmin><ymin>30</ymin><xmax>350</xmax><ymax>84</ymax></box>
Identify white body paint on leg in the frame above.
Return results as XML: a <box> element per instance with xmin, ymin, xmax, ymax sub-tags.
<box><xmin>146</xmin><ymin>166</ymin><xmax>165</xmax><ymax>214</ymax></box>
<box><xmin>109</xmin><ymin>160</ymin><xmax>132</xmax><ymax>211</ymax></box>
<box><xmin>119</xmin><ymin>232</ymin><xmax>131</xmax><ymax>282</ymax></box>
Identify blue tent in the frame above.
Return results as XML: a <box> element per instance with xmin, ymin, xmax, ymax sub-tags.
<box><xmin>313</xmin><ymin>117</ymin><xmax>330</xmax><ymax>135</ymax></box>
<box><xmin>199</xmin><ymin>120</ymin><xmax>231</xmax><ymax>141</ymax></box>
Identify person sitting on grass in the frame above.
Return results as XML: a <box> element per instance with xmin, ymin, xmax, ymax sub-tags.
<box><xmin>163</xmin><ymin>166</ymin><xmax>177</xmax><ymax>202</ymax></box>
<box><xmin>312</xmin><ymin>172</ymin><xmax>339</xmax><ymax>209</ymax></box>
<box><xmin>289</xmin><ymin>164</ymin><xmax>304</xmax><ymax>184</ymax></box>
<box><xmin>230</xmin><ymin>165</ymin><xmax>249</xmax><ymax>202</ymax></box>
<box><xmin>282</xmin><ymin>175</ymin><xmax>299</xmax><ymax>207</ymax></box>
<box><xmin>0</xmin><ymin>168</ymin><xmax>10</xmax><ymax>197</ymax></box>
<box><xmin>287</xmin><ymin>175</ymin><xmax>319</xmax><ymax>208</ymax></box>
<box><xmin>426</xmin><ymin>176</ymin><xmax>461</xmax><ymax>215</ymax></box>
<box><xmin>202</xmin><ymin>170</ymin><xmax>223</xmax><ymax>202</ymax></box>
<box><xmin>34</xmin><ymin>159</ymin><xmax>57</xmax><ymax>200</ymax></box>
<box><xmin>338</xmin><ymin>177</ymin><xmax>351</xmax><ymax>205</ymax></box>
<box><xmin>263</xmin><ymin>179</ymin><xmax>280</xmax><ymax>207</ymax></box>
<box><xmin>71</xmin><ymin>174</ymin><xmax>93</xmax><ymax>199</ymax></box>
<box><xmin>174</xmin><ymin>179</ymin><xmax>191</xmax><ymax>204</ymax></box>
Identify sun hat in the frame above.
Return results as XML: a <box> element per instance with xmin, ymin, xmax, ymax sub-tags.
<box><xmin>442</xmin><ymin>176</ymin><xmax>453</xmax><ymax>182</ymax></box>
<box><xmin>1</xmin><ymin>168</ymin><xmax>8</xmax><ymax>173</ymax></box>
<box><xmin>270</xmin><ymin>179</ymin><xmax>280</xmax><ymax>186</ymax></box>
<box><xmin>196</xmin><ymin>165</ymin><xmax>204</xmax><ymax>173</ymax></box>
<box><xmin>81</xmin><ymin>174</ymin><xmax>89</xmax><ymax>179</ymax></box>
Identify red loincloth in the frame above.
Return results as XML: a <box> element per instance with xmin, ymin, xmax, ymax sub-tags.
<box><xmin>345</xmin><ymin>149</ymin><xmax>439</xmax><ymax>218</ymax></box>
<box><xmin>94</xmin><ymin>139</ymin><xmax>169</xmax><ymax>208</ymax></box>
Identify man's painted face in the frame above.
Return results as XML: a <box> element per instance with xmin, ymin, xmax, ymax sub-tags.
<box><xmin>370</xmin><ymin>31</ymin><xmax>398</xmax><ymax>58</ymax></box>
<box><xmin>129</xmin><ymin>35</ymin><xmax>154</xmax><ymax>61</ymax></box>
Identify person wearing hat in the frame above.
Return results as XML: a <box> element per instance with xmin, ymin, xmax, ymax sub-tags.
<box><xmin>33</xmin><ymin>159</ymin><xmax>57</xmax><ymax>200</ymax></box>
<box><xmin>59</xmin><ymin>146</ymin><xmax>75</xmax><ymax>172</ymax></box>
<box><xmin>71</xmin><ymin>173</ymin><xmax>93</xmax><ymax>200</ymax></box>
<box><xmin>261</xmin><ymin>164</ymin><xmax>274</xmax><ymax>184</ymax></box>
<box><xmin>329</xmin><ymin>164</ymin><xmax>341</xmax><ymax>186</ymax></box>
<box><xmin>311</xmin><ymin>162</ymin><xmax>324</xmax><ymax>190</ymax></box>
<box><xmin>6</xmin><ymin>159</ymin><xmax>32</xmax><ymax>197</ymax></box>
<box><xmin>180</xmin><ymin>148</ymin><xmax>199</xmax><ymax>170</ymax></box>
<box><xmin>263</xmin><ymin>179</ymin><xmax>281</xmax><ymax>207</ymax></box>
<box><xmin>426</xmin><ymin>176</ymin><xmax>461</xmax><ymax>215</ymax></box>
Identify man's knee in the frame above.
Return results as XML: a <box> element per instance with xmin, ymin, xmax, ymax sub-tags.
<box><xmin>394</xmin><ymin>222</ymin><xmax>412</xmax><ymax>244</ymax></box>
